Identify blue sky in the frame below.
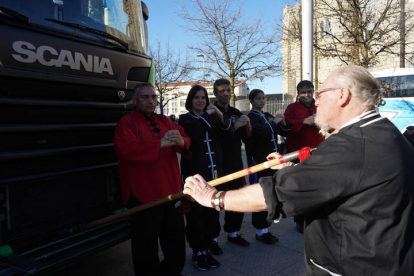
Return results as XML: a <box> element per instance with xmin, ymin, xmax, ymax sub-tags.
<box><xmin>145</xmin><ymin>0</ymin><xmax>297</xmax><ymax>94</ymax></box>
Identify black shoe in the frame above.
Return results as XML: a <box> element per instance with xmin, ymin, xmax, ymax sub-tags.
<box><xmin>209</xmin><ymin>241</ymin><xmax>223</xmax><ymax>255</ymax></box>
<box><xmin>227</xmin><ymin>234</ymin><xmax>250</xmax><ymax>247</ymax></box>
<box><xmin>256</xmin><ymin>232</ymin><xmax>279</xmax><ymax>245</ymax></box>
<box><xmin>296</xmin><ymin>222</ymin><xmax>304</xmax><ymax>234</ymax></box>
<box><xmin>205</xmin><ymin>251</ymin><xmax>220</xmax><ymax>268</ymax></box>
<box><xmin>191</xmin><ymin>252</ymin><xmax>210</xmax><ymax>271</ymax></box>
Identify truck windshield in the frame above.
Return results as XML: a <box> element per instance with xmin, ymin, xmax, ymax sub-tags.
<box><xmin>0</xmin><ymin>0</ymin><xmax>148</xmax><ymax>55</ymax></box>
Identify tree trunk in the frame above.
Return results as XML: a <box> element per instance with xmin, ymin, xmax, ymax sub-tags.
<box><xmin>230</xmin><ymin>76</ymin><xmax>236</xmax><ymax>107</ymax></box>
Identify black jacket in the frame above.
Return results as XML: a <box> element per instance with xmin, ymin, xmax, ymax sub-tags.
<box><xmin>179</xmin><ymin>111</ymin><xmax>231</xmax><ymax>182</ymax></box>
<box><xmin>245</xmin><ymin>110</ymin><xmax>290</xmax><ymax>178</ymax></box>
<box><xmin>261</xmin><ymin>111</ymin><xmax>414</xmax><ymax>275</ymax></box>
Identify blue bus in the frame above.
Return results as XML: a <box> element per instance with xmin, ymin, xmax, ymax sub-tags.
<box><xmin>370</xmin><ymin>68</ymin><xmax>414</xmax><ymax>132</ymax></box>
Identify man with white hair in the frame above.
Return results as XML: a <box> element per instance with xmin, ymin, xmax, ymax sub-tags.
<box><xmin>183</xmin><ymin>65</ymin><xmax>414</xmax><ymax>275</ymax></box>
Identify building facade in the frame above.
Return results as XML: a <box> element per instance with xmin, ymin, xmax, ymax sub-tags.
<box><xmin>281</xmin><ymin>0</ymin><xmax>414</xmax><ymax>99</ymax></box>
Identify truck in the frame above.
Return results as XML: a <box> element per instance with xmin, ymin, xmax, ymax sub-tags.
<box><xmin>0</xmin><ymin>0</ymin><xmax>153</xmax><ymax>274</ymax></box>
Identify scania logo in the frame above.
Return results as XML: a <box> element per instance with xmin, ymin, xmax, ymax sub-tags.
<box><xmin>11</xmin><ymin>41</ymin><xmax>114</xmax><ymax>75</ymax></box>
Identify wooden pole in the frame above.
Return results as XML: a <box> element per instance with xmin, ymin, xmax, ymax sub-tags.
<box><xmin>75</xmin><ymin>148</ymin><xmax>315</xmax><ymax>232</ymax></box>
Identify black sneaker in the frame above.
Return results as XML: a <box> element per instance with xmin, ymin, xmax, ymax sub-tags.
<box><xmin>227</xmin><ymin>234</ymin><xmax>250</xmax><ymax>247</ymax></box>
<box><xmin>209</xmin><ymin>241</ymin><xmax>223</xmax><ymax>255</ymax></box>
<box><xmin>256</xmin><ymin>232</ymin><xmax>279</xmax><ymax>245</ymax></box>
<box><xmin>205</xmin><ymin>251</ymin><xmax>220</xmax><ymax>268</ymax></box>
<box><xmin>191</xmin><ymin>252</ymin><xmax>210</xmax><ymax>271</ymax></box>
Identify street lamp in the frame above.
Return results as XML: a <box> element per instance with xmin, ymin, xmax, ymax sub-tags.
<box><xmin>197</xmin><ymin>52</ymin><xmax>206</xmax><ymax>83</ymax></box>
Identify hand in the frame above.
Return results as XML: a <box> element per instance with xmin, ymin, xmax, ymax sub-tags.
<box><xmin>160</xmin><ymin>136</ymin><xmax>176</xmax><ymax>148</ymax></box>
<box><xmin>266</xmin><ymin>152</ymin><xmax>294</xmax><ymax>170</ymax></box>
<box><xmin>206</xmin><ymin>105</ymin><xmax>222</xmax><ymax>117</ymax></box>
<box><xmin>303</xmin><ymin>115</ymin><xmax>315</xmax><ymax>125</ymax></box>
<box><xmin>183</xmin><ymin>174</ymin><xmax>217</xmax><ymax>208</ymax></box>
<box><xmin>273</xmin><ymin>114</ymin><xmax>286</xmax><ymax>125</ymax></box>
<box><xmin>164</xmin><ymin>130</ymin><xmax>185</xmax><ymax>147</ymax></box>
<box><xmin>235</xmin><ymin>115</ymin><xmax>250</xmax><ymax>130</ymax></box>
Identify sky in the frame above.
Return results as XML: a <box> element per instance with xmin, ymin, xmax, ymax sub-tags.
<box><xmin>145</xmin><ymin>0</ymin><xmax>297</xmax><ymax>94</ymax></box>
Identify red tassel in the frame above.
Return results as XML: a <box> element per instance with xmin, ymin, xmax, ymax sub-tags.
<box><xmin>298</xmin><ymin>147</ymin><xmax>311</xmax><ymax>162</ymax></box>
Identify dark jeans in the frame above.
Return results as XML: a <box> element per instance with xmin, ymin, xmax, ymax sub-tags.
<box><xmin>127</xmin><ymin>196</ymin><xmax>185</xmax><ymax>276</ymax></box>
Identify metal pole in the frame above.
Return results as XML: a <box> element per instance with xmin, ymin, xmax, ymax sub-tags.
<box><xmin>203</xmin><ymin>56</ymin><xmax>205</xmax><ymax>83</ymax></box>
<box><xmin>197</xmin><ymin>53</ymin><xmax>206</xmax><ymax>83</ymax></box>
<box><xmin>302</xmin><ymin>0</ymin><xmax>314</xmax><ymax>81</ymax></box>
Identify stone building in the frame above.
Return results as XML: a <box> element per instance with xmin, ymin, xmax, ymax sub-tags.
<box><xmin>281</xmin><ymin>0</ymin><xmax>414</xmax><ymax>100</ymax></box>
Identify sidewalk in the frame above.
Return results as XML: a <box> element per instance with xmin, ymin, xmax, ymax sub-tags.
<box><xmin>54</xmin><ymin>214</ymin><xmax>306</xmax><ymax>276</ymax></box>
<box><xmin>181</xmin><ymin>213</ymin><xmax>306</xmax><ymax>276</ymax></box>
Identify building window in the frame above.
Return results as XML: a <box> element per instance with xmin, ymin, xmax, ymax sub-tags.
<box><xmin>409</xmin><ymin>56</ymin><xmax>414</xmax><ymax>68</ymax></box>
<box><xmin>319</xmin><ymin>21</ymin><xmax>324</xmax><ymax>39</ymax></box>
<box><xmin>326</xmin><ymin>19</ymin><xmax>332</xmax><ymax>37</ymax></box>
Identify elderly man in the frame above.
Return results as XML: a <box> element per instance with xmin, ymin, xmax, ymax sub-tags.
<box><xmin>183</xmin><ymin>66</ymin><xmax>414</xmax><ymax>275</ymax></box>
<box><xmin>114</xmin><ymin>83</ymin><xmax>190</xmax><ymax>276</ymax></box>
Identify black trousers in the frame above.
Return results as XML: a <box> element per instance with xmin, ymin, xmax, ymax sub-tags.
<box><xmin>127</xmin><ymin>196</ymin><xmax>185</xmax><ymax>276</ymax></box>
<box><xmin>184</xmin><ymin>201</ymin><xmax>220</xmax><ymax>253</ymax></box>
<box><xmin>252</xmin><ymin>171</ymin><xmax>272</xmax><ymax>230</ymax></box>
<box><xmin>218</xmin><ymin>178</ymin><xmax>245</xmax><ymax>233</ymax></box>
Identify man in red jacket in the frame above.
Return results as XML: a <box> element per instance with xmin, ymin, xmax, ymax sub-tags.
<box><xmin>114</xmin><ymin>83</ymin><xmax>191</xmax><ymax>276</ymax></box>
<box><xmin>284</xmin><ymin>80</ymin><xmax>324</xmax><ymax>233</ymax></box>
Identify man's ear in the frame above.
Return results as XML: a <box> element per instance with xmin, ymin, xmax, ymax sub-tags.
<box><xmin>338</xmin><ymin>87</ymin><xmax>351</xmax><ymax>107</ymax></box>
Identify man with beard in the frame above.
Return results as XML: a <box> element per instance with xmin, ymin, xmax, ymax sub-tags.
<box><xmin>283</xmin><ymin>80</ymin><xmax>325</xmax><ymax>233</ymax></box>
<box><xmin>183</xmin><ymin>66</ymin><xmax>414</xmax><ymax>276</ymax></box>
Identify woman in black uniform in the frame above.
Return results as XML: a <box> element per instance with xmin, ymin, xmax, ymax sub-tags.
<box><xmin>245</xmin><ymin>89</ymin><xmax>290</xmax><ymax>244</ymax></box>
<box><xmin>179</xmin><ymin>85</ymin><xmax>232</xmax><ymax>271</ymax></box>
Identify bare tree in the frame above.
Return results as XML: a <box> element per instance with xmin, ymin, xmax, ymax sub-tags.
<box><xmin>313</xmin><ymin>0</ymin><xmax>414</xmax><ymax>68</ymax></box>
<box><xmin>149</xmin><ymin>39</ymin><xmax>192</xmax><ymax>115</ymax></box>
<box><xmin>179</xmin><ymin>0</ymin><xmax>281</xmax><ymax>105</ymax></box>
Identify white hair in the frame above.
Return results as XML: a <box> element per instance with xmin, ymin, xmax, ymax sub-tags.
<box><xmin>334</xmin><ymin>65</ymin><xmax>384</xmax><ymax>109</ymax></box>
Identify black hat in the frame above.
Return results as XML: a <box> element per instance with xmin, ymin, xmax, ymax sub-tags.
<box><xmin>406</xmin><ymin>126</ymin><xmax>414</xmax><ymax>130</ymax></box>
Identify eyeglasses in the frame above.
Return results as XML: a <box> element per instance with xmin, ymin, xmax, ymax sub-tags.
<box><xmin>314</xmin><ymin>87</ymin><xmax>341</xmax><ymax>99</ymax></box>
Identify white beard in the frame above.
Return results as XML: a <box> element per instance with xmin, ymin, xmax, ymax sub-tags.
<box><xmin>315</xmin><ymin>114</ymin><xmax>332</xmax><ymax>138</ymax></box>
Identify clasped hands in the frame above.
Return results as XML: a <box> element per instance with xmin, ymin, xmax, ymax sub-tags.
<box><xmin>161</xmin><ymin>130</ymin><xmax>185</xmax><ymax>148</ymax></box>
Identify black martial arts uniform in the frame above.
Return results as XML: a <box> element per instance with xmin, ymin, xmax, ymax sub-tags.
<box><xmin>214</xmin><ymin>103</ymin><xmax>249</xmax><ymax>233</ymax></box>
<box><xmin>179</xmin><ymin>111</ymin><xmax>231</xmax><ymax>252</ymax></box>
<box><xmin>260</xmin><ymin>110</ymin><xmax>414</xmax><ymax>275</ymax></box>
<box><xmin>246</xmin><ymin>109</ymin><xmax>290</xmax><ymax>229</ymax></box>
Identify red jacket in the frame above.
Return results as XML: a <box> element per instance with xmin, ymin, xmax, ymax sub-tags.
<box><xmin>284</xmin><ymin>101</ymin><xmax>324</xmax><ymax>153</ymax></box>
<box><xmin>114</xmin><ymin>110</ymin><xmax>191</xmax><ymax>204</ymax></box>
